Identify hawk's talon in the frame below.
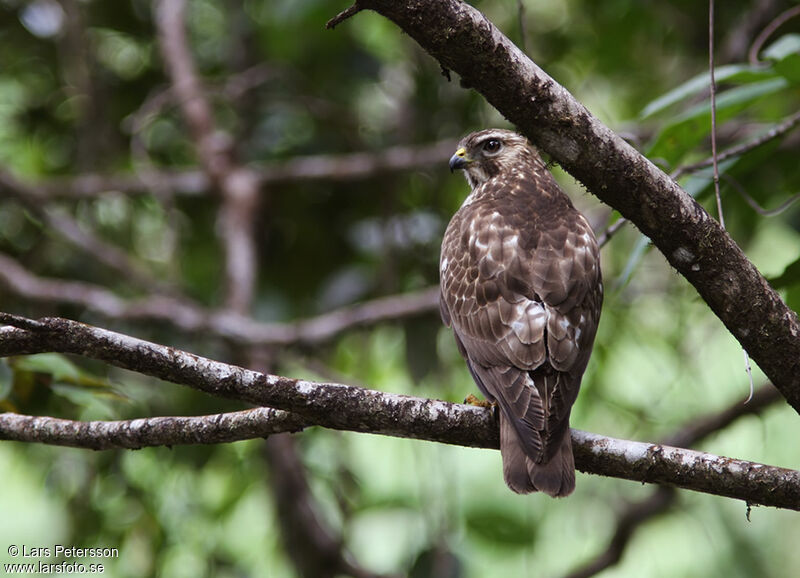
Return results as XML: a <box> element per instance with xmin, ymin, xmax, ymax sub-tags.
<box><xmin>463</xmin><ymin>394</ymin><xmax>494</xmax><ymax>409</ymax></box>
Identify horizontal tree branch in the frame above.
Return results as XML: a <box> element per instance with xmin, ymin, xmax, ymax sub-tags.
<box><xmin>28</xmin><ymin>141</ymin><xmax>455</xmax><ymax>198</ymax></box>
<box><xmin>0</xmin><ymin>252</ymin><xmax>439</xmax><ymax>345</ymax></box>
<box><xmin>0</xmin><ymin>408</ymin><xmax>307</xmax><ymax>450</ymax></box>
<box><xmin>0</xmin><ymin>313</ymin><xmax>494</xmax><ymax>448</ymax></box>
<box><xmin>0</xmin><ymin>313</ymin><xmax>798</xmax><ymax>509</ymax></box>
<box><xmin>338</xmin><ymin>0</ymin><xmax>800</xmax><ymax>414</ymax></box>
<box><xmin>573</xmin><ymin>431</ymin><xmax>799</xmax><ymax>510</ymax></box>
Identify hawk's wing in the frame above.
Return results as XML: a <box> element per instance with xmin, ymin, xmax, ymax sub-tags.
<box><xmin>440</xmin><ymin>183</ymin><xmax>602</xmax><ymax>463</ymax></box>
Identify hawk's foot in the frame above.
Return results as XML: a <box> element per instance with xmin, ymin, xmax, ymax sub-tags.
<box><xmin>463</xmin><ymin>394</ymin><xmax>494</xmax><ymax>409</ymax></box>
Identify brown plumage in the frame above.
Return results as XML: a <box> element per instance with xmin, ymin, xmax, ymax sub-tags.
<box><xmin>440</xmin><ymin>129</ymin><xmax>602</xmax><ymax>497</ymax></box>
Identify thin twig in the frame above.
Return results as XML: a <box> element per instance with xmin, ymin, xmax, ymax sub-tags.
<box><xmin>0</xmin><ymin>171</ymin><xmax>171</xmax><ymax>293</ymax></box>
<box><xmin>660</xmin><ymin>382</ymin><xmax>781</xmax><ymax>448</ymax></box>
<box><xmin>516</xmin><ymin>0</ymin><xmax>528</xmax><ymax>53</ymax></box>
<box><xmin>326</xmin><ymin>3</ymin><xmax>364</xmax><ymax>30</ymax></box>
<box><xmin>748</xmin><ymin>5</ymin><xmax>800</xmax><ymax>65</ymax></box>
<box><xmin>710</xmin><ymin>0</ymin><xmax>756</xmax><ymax>402</ymax></box>
<box><xmin>709</xmin><ymin>0</ymin><xmax>725</xmax><ymax>229</ymax></box>
<box><xmin>597</xmin><ymin>217</ymin><xmax>628</xmax><ymax>248</ymax></box>
<box><xmin>671</xmin><ymin>110</ymin><xmax>800</xmax><ymax>179</ymax></box>
<box><xmin>722</xmin><ymin>174</ymin><xmax>800</xmax><ymax>217</ymax></box>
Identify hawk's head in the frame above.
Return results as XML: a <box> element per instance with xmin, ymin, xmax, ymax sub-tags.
<box><xmin>449</xmin><ymin>129</ymin><xmax>539</xmax><ymax>189</ymax></box>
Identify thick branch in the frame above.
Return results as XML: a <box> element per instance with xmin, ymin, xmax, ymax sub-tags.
<box><xmin>346</xmin><ymin>0</ymin><xmax>800</xmax><ymax>413</ymax></box>
<box><xmin>1</xmin><ymin>313</ymin><xmax>798</xmax><ymax>510</ymax></box>
<box><xmin>572</xmin><ymin>430</ymin><xmax>799</xmax><ymax>510</ymax></box>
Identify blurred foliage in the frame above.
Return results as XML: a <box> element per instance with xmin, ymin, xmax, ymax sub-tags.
<box><xmin>1</xmin><ymin>0</ymin><xmax>799</xmax><ymax>577</ymax></box>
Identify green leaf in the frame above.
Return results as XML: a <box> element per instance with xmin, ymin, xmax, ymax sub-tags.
<box><xmin>763</xmin><ymin>34</ymin><xmax>800</xmax><ymax>85</ymax></box>
<box><xmin>763</xmin><ymin>33</ymin><xmax>800</xmax><ymax>62</ymax></box>
<box><xmin>465</xmin><ymin>507</ymin><xmax>537</xmax><ymax>548</ymax></box>
<box><xmin>640</xmin><ymin>64</ymin><xmax>779</xmax><ymax>119</ymax></box>
<box><xmin>646</xmin><ymin>77</ymin><xmax>789</xmax><ymax>165</ymax></box>
<box><xmin>14</xmin><ymin>353</ymin><xmax>119</xmax><ymax>391</ymax></box>
<box><xmin>768</xmin><ymin>254</ymin><xmax>800</xmax><ymax>289</ymax></box>
<box><xmin>15</xmin><ymin>353</ymin><xmax>82</xmax><ymax>383</ymax></box>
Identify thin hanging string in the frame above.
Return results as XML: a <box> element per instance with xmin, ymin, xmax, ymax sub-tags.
<box><xmin>709</xmin><ymin>0</ymin><xmax>754</xmax><ymax>403</ymax></box>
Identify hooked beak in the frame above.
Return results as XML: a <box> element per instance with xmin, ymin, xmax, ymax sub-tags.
<box><xmin>449</xmin><ymin>147</ymin><xmax>470</xmax><ymax>172</ymax></box>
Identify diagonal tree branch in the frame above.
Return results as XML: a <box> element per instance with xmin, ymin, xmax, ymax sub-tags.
<box><xmin>565</xmin><ymin>382</ymin><xmax>783</xmax><ymax>578</ymax></box>
<box><xmin>671</xmin><ymin>110</ymin><xmax>800</xmax><ymax>179</ymax></box>
<box><xmin>0</xmin><ymin>171</ymin><xmax>169</xmax><ymax>292</ymax></box>
<box><xmin>661</xmin><ymin>382</ymin><xmax>782</xmax><ymax>448</ymax></box>
<box><xmin>563</xmin><ymin>487</ymin><xmax>676</xmax><ymax>578</ymax></box>
<box><xmin>329</xmin><ymin>0</ymin><xmax>800</xmax><ymax>414</ymax></box>
<box><xmin>263</xmin><ymin>435</ymin><xmax>391</xmax><ymax>578</ymax></box>
<box><xmin>1</xmin><ymin>313</ymin><xmax>799</xmax><ymax>510</ymax></box>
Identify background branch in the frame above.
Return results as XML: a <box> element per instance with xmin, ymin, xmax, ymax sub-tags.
<box><xmin>156</xmin><ymin>0</ymin><xmax>260</xmax><ymax>312</ymax></box>
<box><xmin>671</xmin><ymin>110</ymin><xmax>800</xmax><ymax>179</ymax></box>
<box><xmin>565</xmin><ymin>382</ymin><xmax>783</xmax><ymax>578</ymax></box>
<box><xmin>0</xmin><ymin>252</ymin><xmax>439</xmax><ymax>345</ymax></box>
<box><xmin>30</xmin><ymin>140</ymin><xmax>455</xmax><ymax>199</ymax></box>
<box><xmin>0</xmin><ymin>171</ymin><xmax>169</xmax><ymax>293</ymax></box>
<box><xmin>264</xmin><ymin>435</ymin><xmax>390</xmax><ymax>578</ymax></box>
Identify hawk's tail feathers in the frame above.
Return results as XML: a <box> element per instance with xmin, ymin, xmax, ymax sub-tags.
<box><xmin>529</xmin><ymin>429</ymin><xmax>575</xmax><ymax>498</ymax></box>
<box><xmin>499</xmin><ymin>414</ymin><xmax>575</xmax><ymax>497</ymax></box>
<box><xmin>500</xmin><ymin>414</ymin><xmax>536</xmax><ymax>493</ymax></box>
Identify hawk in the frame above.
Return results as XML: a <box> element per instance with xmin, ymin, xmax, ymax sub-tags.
<box><xmin>441</xmin><ymin>129</ymin><xmax>602</xmax><ymax>497</ymax></box>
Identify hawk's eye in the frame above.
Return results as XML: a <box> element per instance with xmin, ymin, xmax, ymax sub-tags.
<box><xmin>482</xmin><ymin>139</ymin><xmax>502</xmax><ymax>153</ymax></box>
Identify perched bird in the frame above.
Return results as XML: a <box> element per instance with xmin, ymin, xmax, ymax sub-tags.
<box><xmin>440</xmin><ymin>129</ymin><xmax>602</xmax><ymax>497</ymax></box>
